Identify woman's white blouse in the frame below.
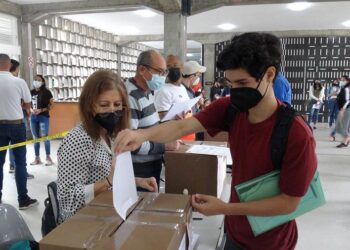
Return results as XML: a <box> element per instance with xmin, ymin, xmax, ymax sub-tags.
<box><xmin>57</xmin><ymin>123</ymin><xmax>112</xmax><ymax>223</ymax></box>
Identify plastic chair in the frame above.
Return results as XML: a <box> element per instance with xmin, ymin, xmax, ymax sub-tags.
<box><xmin>0</xmin><ymin>203</ymin><xmax>35</xmax><ymax>249</ymax></box>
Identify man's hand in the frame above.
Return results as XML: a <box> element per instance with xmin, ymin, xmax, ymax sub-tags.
<box><xmin>135</xmin><ymin>177</ymin><xmax>158</xmax><ymax>192</ymax></box>
<box><xmin>191</xmin><ymin>194</ymin><xmax>228</xmax><ymax>216</ymax></box>
<box><xmin>115</xmin><ymin>129</ymin><xmax>145</xmax><ymax>153</ymax></box>
<box><xmin>165</xmin><ymin>140</ymin><xmax>180</xmax><ymax>151</ymax></box>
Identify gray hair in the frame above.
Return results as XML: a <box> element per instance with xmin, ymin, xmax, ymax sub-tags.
<box><xmin>137</xmin><ymin>50</ymin><xmax>157</xmax><ymax>67</ymax></box>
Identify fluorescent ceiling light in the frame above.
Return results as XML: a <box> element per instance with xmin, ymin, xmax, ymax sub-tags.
<box><xmin>342</xmin><ymin>20</ymin><xmax>350</xmax><ymax>27</ymax></box>
<box><xmin>186</xmin><ymin>53</ymin><xmax>194</xmax><ymax>57</ymax></box>
<box><xmin>217</xmin><ymin>23</ymin><xmax>236</xmax><ymax>31</ymax></box>
<box><xmin>134</xmin><ymin>9</ymin><xmax>157</xmax><ymax>17</ymax></box>
<box><xmin>287</xmin><ymin>2</ymin><xmax>312</xmax><ymax>11</ymax></box>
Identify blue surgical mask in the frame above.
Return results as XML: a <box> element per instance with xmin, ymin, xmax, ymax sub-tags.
<box><xmin>146</xmin><ymin>74</ymin><xmax>166</xmax><ymax>91</ymax></box>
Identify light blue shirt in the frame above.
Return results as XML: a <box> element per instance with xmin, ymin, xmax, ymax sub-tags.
<box><xmin>273</xmin><ymin>73</ymin><xmax>292</xmax><ymax>105</ymax></box>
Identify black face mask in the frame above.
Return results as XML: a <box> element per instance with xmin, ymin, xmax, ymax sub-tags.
<box><xmin>167</xmin><ymin>67</ymin><xmax>181</xmax><ymax>82</ymax></box>
<box><xmin>229</xmin><ymin>75</ymin><xmax>269</xmax><ymax>112</ymax></box>
<box><xmin>94</xmin><ymin>110</ymin><xmax>123</xmax><ymax>135</ymax></box>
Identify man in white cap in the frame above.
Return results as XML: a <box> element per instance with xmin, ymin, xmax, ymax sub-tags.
<box><xmin>182</xmin><ymin>61</ymin><xmax>206</xmax><ymax>103</ymax></box>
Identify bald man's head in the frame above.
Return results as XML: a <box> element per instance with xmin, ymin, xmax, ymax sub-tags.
<box><xmin>0</xmin><ymin>54</ymin><xmax>11</xmax><ymax>71</ymax></box>
<box><xmin>166</xmin><ymin>54</ymin><xmax>183</xmax><ymax>69</ymax></box>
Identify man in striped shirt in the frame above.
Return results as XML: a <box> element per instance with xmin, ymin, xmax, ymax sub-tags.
<box><xmin>124</xmin><ymin>50</ymin><xmax>179</xmax><ymax>191</ymax></box>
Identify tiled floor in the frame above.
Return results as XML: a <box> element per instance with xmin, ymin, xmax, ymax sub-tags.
<box><xmin>1</xmin><ymin>124</ymin><xmax>350</xmax><ymax>249</ymax></box>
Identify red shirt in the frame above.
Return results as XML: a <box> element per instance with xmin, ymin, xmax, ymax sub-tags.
<box><xmin>195</xmin><ymin>97</ymin><xmax>317</xmax><ymax>250</ymax></box>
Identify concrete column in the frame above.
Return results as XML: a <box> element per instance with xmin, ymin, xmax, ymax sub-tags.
<box><xmin>203</xmin><ymin>43</ymin><xmax>215</xmax><ymax>98</ymax></box>
<box><xmin>163</xmin><ymin>12</ymin><xmax>187</xmax><ymax>62</ymax></box>
<box><xmin>18</xmin><ymin>21</ymin><xmax>36</xmax><ymax>86</ymax></box>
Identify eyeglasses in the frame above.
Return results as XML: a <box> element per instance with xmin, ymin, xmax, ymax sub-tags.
<box><xmin>142</xmin><ymin>64</ymin><xmax>169</xmax><ymax>77</ymax></box>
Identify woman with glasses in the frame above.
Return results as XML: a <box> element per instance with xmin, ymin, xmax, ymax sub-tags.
<box><xmin>57</xmin><ymin>70</ymin><xmax>157</xmax><ymax>223</ymax></box>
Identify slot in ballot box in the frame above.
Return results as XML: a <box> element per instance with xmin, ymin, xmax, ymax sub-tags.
<box><xmin>164</xmin><ymin>141</ymin><xmax>228</xmax><ymax>198</ymax></box>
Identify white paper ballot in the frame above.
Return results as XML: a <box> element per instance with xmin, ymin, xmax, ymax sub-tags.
<box><xmin>161</xmin><ymin>96</ymin><xmax>201</xmax><ymax>122</ymax></box>
<box><xmin>186</xmin><ymin>145</ymin><xmax>233</xmax><ymax>165</ymax></box>
<box><xmin>113</xmin><ymin>151</ymin><xmax>138</xmax><ymax>220</ymax></box>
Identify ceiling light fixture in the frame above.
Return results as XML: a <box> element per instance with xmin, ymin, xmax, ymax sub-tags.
<box><xmin>342</xmin><ymin>20</ymin><xmax>350</xmax><ymax>27</ymax></box>
<box><xmin>287</xmin><ymin>2</ymin><xmax>312</xmax><ymax>11</ymax></box>
<box><xmin>134</xmin><ymin>9</ymin><xmax>157</xmax><ymax>18</ymax></box>
<box><xmin>217</xmin><ymin>23</ymin><xmax>236</xmax><ymax>31</ymax></box>
<box><xmin>186</xmin><ymin>53</ymin><xmax>194</xmax><ymax>57</ymax></box>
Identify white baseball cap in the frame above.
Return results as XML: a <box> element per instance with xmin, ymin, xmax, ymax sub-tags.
<box><xmin>183</xmin><ymin>61</ymin><xmax>206</xmax><ymax>75</ymax></box>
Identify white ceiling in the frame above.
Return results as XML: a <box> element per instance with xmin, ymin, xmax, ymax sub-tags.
<box><xmin>7</xmin><ymin>1</ymin><xmax>350</xmax><ymax>50</ymax></box>
<box><xmin>59</xmin><ymin>1</ymin><xmax>350</xmax><ymax>36</ymax></box>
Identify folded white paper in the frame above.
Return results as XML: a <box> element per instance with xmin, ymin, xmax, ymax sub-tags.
<box><xmin>161</xmin><ymin>96</ymin><xmax>201</xmax><ymax>122</ymax></box>
<box><xmin>113</xmin><ymin>151</ymin><xmax>138</xmax><ymax>220</ymax></box>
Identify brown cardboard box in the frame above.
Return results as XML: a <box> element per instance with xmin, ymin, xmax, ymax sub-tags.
<box><xmin>40</xmin><ymin>192</ymin><xmax>191</xmax><ymax>250</ymax></box>
<box><xmin>39</xmin><ymin>206</ymin><xmax>124</xmax><ymax>250</ymax></box>
<box><xmin>93</xmin><ymin>211</ymin><xmax>188</xmax><ymax>250</ymax></box>
<box><xmin>164</xmin><ymin>141</ymin><xmax>227</xmax><ymax>197</ymax></box>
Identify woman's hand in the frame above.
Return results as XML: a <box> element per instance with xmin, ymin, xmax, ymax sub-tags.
<box><xmin>135</xmin><ymin>177</ymin><xmax>158</xmax><ymax>192</ymax></box>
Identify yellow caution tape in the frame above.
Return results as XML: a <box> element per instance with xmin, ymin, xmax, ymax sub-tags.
<box><xmin>0</xmin><ymin>131</ymin><xmax>68</xmax><ymax>151</ymax></box>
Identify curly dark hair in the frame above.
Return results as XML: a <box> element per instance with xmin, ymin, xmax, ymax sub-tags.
<box><xmin>216</xmin><ymin>32</ymin><xmax>282</xmax><ymax>81</ymax></box>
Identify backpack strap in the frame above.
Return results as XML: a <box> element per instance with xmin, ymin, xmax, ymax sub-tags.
<box><xmin>223</xmin><ymin>103</ymin><xmax>238</xmax><ymax>130</ymax></box>
<box><xmin>270</xmin><ymin>104</ymin><xmax>296</xmax><ymax>170</ymax></box>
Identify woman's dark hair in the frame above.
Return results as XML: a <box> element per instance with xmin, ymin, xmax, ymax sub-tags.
<box><xmin>216</xmin><ymin>32</ymin><xmax>282</xmax><ymax>81</ymax></box>
<box><xmin>35</xmin><ymin>74</ymin><xmax>48</xmax><ymax>91</ymax></box>
<box><xmin>79</xmin><ymin>70</ymin><xmax>130</xmax><ymax>141</ymax></box>
<box><xmin>10</xmin><ymin>59</ymin><xmax>20</xmax><ymax>73</ymax></box>
<box><xmin>313</xmin><ymin>80</ymin><xmax>322</xmax><ymax>90</ymax></box>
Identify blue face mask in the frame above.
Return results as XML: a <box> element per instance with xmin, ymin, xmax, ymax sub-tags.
<box><xmin>146</xmin><ymin>74</ymin><xmax>166</xmax><ymax>91</ymax></box>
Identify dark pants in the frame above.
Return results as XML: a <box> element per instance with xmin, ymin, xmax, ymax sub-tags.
<box><xmin>133</xmin><ymin>159</ymin><xmax>162</xmax><ymax>192</ymax></box>
<box><xmin>224</xmin><ymin>235</ymin><xmax>242</xmax><ymax>250</ymax></box>
<box><xmin>0</xmin><ymin>123</ymin><xmax>29</xmax><ymax>203</ymax></box>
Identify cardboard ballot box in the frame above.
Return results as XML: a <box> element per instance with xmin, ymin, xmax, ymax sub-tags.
<box><xmin>40</xmin><ymin>192</ymin><xmax>191</xmax><ymax>250</ymax></box>
<box><xmin>164</xmin><ymin>141</ymin><xmax>228</xmax><ymax>198</ymax></box>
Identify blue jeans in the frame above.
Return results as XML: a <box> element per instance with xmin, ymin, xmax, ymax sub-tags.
<box><xmin>9</xmin><ymin>117</ymin><xmax>30</xmax><ymax>166</ymax></box>
<box><xmin>307</xmin><ymin>100</ymin><xmax>323</xmax><ymax>125</ymax></box>
<box><xmin>0</xmin><ymin>123</ymin><xmax>29</xmax><ymax>202</ymax></box>
<box><xmin>30</xmin><ymin>115</ymin><xmax>50</xmax><ymax>156</ymax></box>
<box><xmin>328</xmin><ymin>98</ymin><xmax>339</xmax><ymax>127</ymax></box>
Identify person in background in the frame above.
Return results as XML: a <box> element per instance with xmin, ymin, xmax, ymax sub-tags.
<box><xmin>8</xmin><ymin>59</ymin><xmax>34</xmax><ymax>179</ymax></box>
<box><xmin>327</xmin><ymin>79</ymin><xmax>340</xmax><ymax>129</ymax></box>
<box><xmin>154</xmin><ymin>55</ymin><xmax>189</xmax><ymax>119</ymax></box>
<box><xmin>182</xmin><ymin>61</ymin><xmax>206</xmax><ymax>141</ymax></box>
<box><xmin>221</xmin><ymin>78</ymin><xmax>232</xmax><ymax>97</ymax></box>
<box><xmin>182</xmin><ymin>60</ymin><xmax>206</xmax><ymax>110</ymax></box>
<box><xmin>154</xmin><ymin>55</ymin><xmax>195</xmax><ymax>141</ymax></box>
<box><xmin>123</xmin><ymin>50</ymin><xmax>179</xmax><ymax>192</ymax></box>
<box><xmin>30</xmin><ymin>74</ymin><xmax>54</xmax><ymax>166</ymax></box>
<box><xmin>307</xmin><ymin>80</ymin><xmax>325</xmax><ymax>129</ymax></box>
<box><xmin>335</xmin><ymin>75</ymin><xmax>350</xmax><ymax>148</ymax></box>
<box><xmin>273</xmin><ymin>72</ymin><xmax>292</xmax><ymax>105</ymax></box>
<box><xmin>0</xmin><ymin>53</ymin><xmax>38</xmax><ymax>209</ymax></box>
<box><xmin>209</xmin><ymin>79</ymin><xmax>222</xmax><ymax>101</ymax></box>
<box><xmin>57</xmin><ymin>70</ymin><xmax>157</xmax><ymax>223</ymax></box>
<box><xmin>114</xmin><ymin>32</ymin><xmax>317</xmax><ymax>250</ymax></box>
